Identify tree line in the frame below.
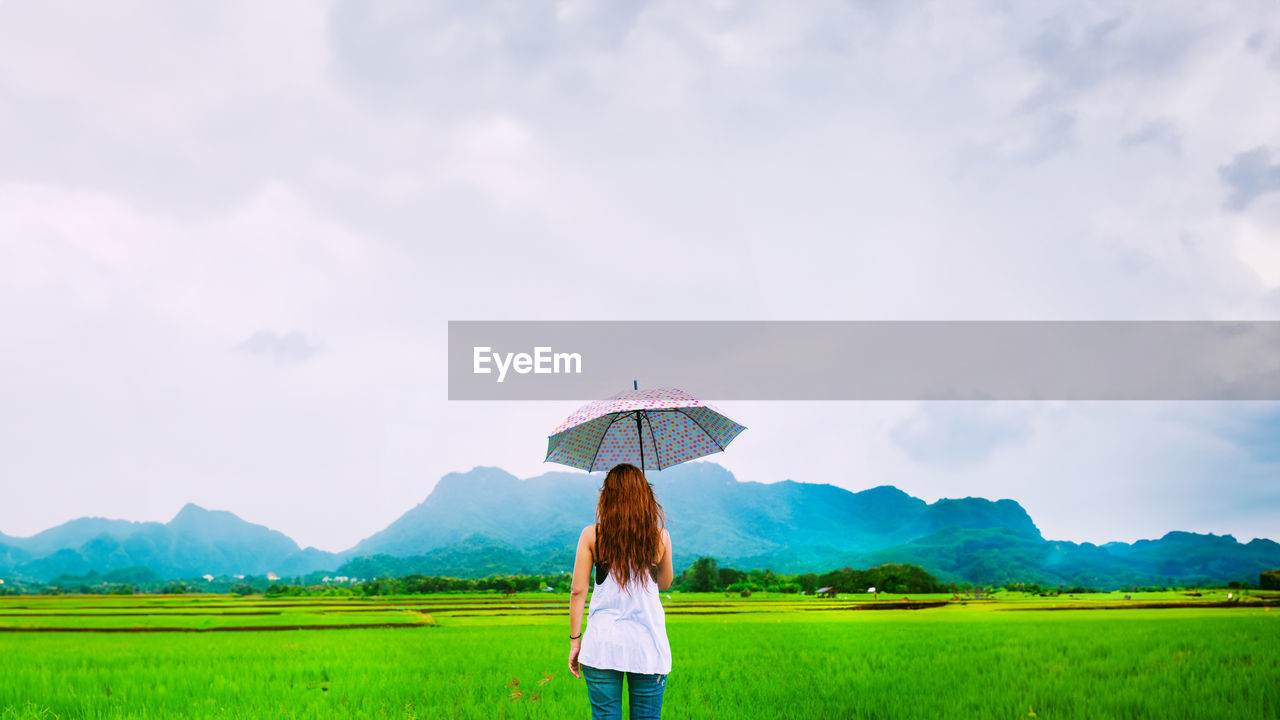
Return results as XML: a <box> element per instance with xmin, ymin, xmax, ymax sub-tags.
<box><xmin>674</xmin><ymin>557</ymin><xmax>945</xmax><ymax>595</ymax></box>
<box><xmin>5</xmin><ymin>563</ymin><xmax>1276</xmax><ymax>596</ymax></box>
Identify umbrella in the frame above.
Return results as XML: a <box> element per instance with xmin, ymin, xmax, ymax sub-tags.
<box><xmin>545</xmin><ymin>383</ymin><xmax>745</xmax><ymax>472</ymax></box>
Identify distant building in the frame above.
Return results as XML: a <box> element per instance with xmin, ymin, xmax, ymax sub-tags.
<box><xmin>815</xmin><ymin>586</ymin><xmax>837</xmax><ymax>598</ymax></box>
<box><xmin>267</xmin><ymin>572</ymin><xmax>280</xmax><ymax>581</ymax></box>
<box><xmin>202</xmin><ymin>574</ymin><xmax>214</xmax><ymax>582</ymax></box>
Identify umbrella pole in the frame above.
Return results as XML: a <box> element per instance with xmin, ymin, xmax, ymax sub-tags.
<box><xmin>636</xmin><ymin>410</ymin><xmax>645</xmax><ymax>470</ymax></box>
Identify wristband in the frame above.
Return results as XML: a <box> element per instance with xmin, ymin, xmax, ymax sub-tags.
<box><xmin>570</xmin><ymin>632</ymin><xmax>582</xmax><ymax>640</ymax></box>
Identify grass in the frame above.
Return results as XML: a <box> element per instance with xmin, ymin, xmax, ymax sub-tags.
<box><xmin>0</xmin><ymin>591</ymin><xmax>1276</xmax><ymax>718</ymax></box>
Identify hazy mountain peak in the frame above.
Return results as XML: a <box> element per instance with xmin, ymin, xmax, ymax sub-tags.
<box><xmin>433</xmin><ymin>466</ymin><xmax>521</xmax><ymax>494</ymax></box>
<box><xmin>857</xmin><ymin>485</ymin><xmax>917</xmax><ymax>501</ymax></box>
<box><xmin>171</xmin><ymin>503</ymin><xmax>209</xmax><ymax>520</ymax></box>
<box><xmin>168</xmin><ymin>503</ymin><xmax>243</xmax><ymax>530</ymax></box>
<box><xmin>463</xmin><ymin>465</ymin><xmax>520</xmax><ymax>479</ymax></box>
<box><xmin>1157</xmin><ymin>530</ymin><xmax>1238</xmax><ymax>545</ymax></box>
<box><xmin>651</xmin><ymin>461</ymin><xmax>735</xmax><ymax>486</ymax></box>
<box><xmin>166</xmin><ymin>504</ymin><xmax>299</xmax><ymax>551</ymax></box>
<box><xmin>912</xmin><ymin>496</ymin><xmax>1042</xmax><ymax>539</ymax></box>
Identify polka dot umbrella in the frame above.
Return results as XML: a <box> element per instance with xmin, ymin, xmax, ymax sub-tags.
<box><xmin>545</xmin><ymin>383</ymin><xmax>746</xmax><ymax>472</ymax></box>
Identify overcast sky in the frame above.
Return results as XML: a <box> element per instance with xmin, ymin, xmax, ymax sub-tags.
<box><xmin>2</xmin><ymin>1</ymin><xmax>1279</xmax><ymax>553</ymax></box>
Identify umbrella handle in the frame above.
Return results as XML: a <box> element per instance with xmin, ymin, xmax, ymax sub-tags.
<box><xmin>636</xmin><ymin>410</ymin><xmax>644</xmax><ymax>470</ymax></box>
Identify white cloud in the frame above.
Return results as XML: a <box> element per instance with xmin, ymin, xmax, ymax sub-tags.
<box><xmin>1</xmin><ymin>0</ymin><xmax>1279</xmax><ymax>551</ymax></box>
<box><xmin>445</xmin><ymin>115</ymin><xmax>545</xmax><ymax>208</ymax></box>
<box><xmin>1231</xmin><ymin>210</ymin><xmax>1280</xmax><ymax>288</ymax></box>
<box><xmin>0</xmin><ymin>0</ymin><xmax>334</xmax><ymax>140</ymax></box>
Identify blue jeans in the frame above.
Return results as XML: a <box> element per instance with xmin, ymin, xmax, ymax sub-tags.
<box><xmin>581</xmin><ymin>664</ymin><xmax>666</xmax><ymax>720</ymax></box>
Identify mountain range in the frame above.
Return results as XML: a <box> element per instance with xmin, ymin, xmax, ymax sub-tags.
<box><xmin>2</xmin><ymin>462</ymin><xmax>1277</xmax><ymax>589</ymax></box>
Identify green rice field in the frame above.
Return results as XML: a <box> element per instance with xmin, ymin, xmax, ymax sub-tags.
<box><xmin>1</xmin><ymin>590</ymin><xmax>1276</xmax><ymax>719</ymax></box>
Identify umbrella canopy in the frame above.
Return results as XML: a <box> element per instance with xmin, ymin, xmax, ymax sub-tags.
<box><xmin>545</xmin><ymin>387</ymin><xmax>745</xmax><ymax>472</ymax></box>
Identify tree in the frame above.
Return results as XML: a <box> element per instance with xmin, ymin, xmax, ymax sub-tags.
<box><xmin>717</xmin><ymin>567</ymin><xmax>745</xmax><ymax>589</ymax></box>
<box><xmin>797</xmin><ymin>573</ymin><xmax>819</xmax><ymax>594</ymax></box>
<box><xmin>1260</xmin><ymin>569</ymin><xmax>1280</xmax><ymax>590</ymax></box>
<box><xmin>687</xmin><ymin>557</ymin><xmax>719</xmax><ymax>592</ymax></box>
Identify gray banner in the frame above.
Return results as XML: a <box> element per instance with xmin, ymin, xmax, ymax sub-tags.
<box><xmin>447</xmin><ymin>321</ymin><xmax>1280</xmax><ymax>400</ymax></box>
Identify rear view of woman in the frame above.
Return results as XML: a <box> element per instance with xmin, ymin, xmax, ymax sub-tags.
<box><xmin>568</xmin><ymin>463</ymin><xmax>674</xmax><ymax>720</ymax></box>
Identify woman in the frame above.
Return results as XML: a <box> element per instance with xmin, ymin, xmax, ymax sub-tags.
<box><xmin>568</xmin><ymin>463</ymin><xmax>675</xmax><ymax>720</ymax></box>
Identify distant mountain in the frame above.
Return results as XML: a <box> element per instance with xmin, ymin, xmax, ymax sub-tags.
<box><xmin>342</xmin><ymin>467</ymin><xmax>592</xmax><ymax>559</ymax></box>
<box><xmin>339</xmin><ymin>534</ymin><xmax>577</xmax><ymax>579</ymax></box>
<box><xmin>841</xmin><ymin>527</ymin><xmax>1280</xmax><ymax>588</ymax></box>
<box><xmin>344</xmin><ymin>463</ymin><xmax>1043</xmax><ymax>568</ymax></box>
<box><xmin>0</xmin><ymin>540</ymin><xmax>32</xmax><ymax>569</ymax></box>
<box><xmin>2</xmin><ymin>463</ymin><xmax>1277</xmax><ymax>589</ymax></box>
<box><xmin>9</xmin><ymin>517</ymin><xmax>154</xmax><ymax>559</ymax></box>
<box><xmin>342</xmin><ymin>463</ymin><xmax>1047</xmax><ymax>570</ymax></box>
<box><xmin>1</xmin><ymin>504</ymin><xmax>338</xmax><ymax>581</ymax></box>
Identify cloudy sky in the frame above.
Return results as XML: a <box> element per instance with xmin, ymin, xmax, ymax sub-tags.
<box><xmin>2</xmin><ymin>0</ymin><xmax>1279</xmax><ymax>553</ymax></box>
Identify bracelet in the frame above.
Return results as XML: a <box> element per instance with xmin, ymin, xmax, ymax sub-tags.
<box><xmin>570</xmin><ymin>632</ymin><xmax>582</xmax><ymax>640</ymax></box>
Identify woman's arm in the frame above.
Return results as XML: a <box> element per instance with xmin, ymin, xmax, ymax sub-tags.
<box><xmin>567</xmin><ymin>525</ymin><xmax>593</xmax><ymax>678</ymax></box>
<box><xmin>654</xmin><ymin>528</ymin><xmax>674</xmax><ymax>591</ymax></box>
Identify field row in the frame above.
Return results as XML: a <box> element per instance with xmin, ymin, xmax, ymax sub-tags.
<box><xmin>0</xmin><ymin>590</ymin><xmax>1274</xmax><ymax>632</ymax></box>
<box><xmin>2</xmin><ymin>595</ymin><xmax>1277</xmax><ymax>719</ymax></box>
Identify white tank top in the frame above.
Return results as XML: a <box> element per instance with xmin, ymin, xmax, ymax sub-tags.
<box><xmin>578</xmin><ymin>558</ymin><xmax>672</xmax><ymax>675</ymax></box>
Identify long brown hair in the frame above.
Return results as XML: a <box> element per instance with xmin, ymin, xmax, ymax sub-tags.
<box><xmin>595</xmin><ymin>463</ymin><xmax>666</xmax><ymax>594</ymax></box>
